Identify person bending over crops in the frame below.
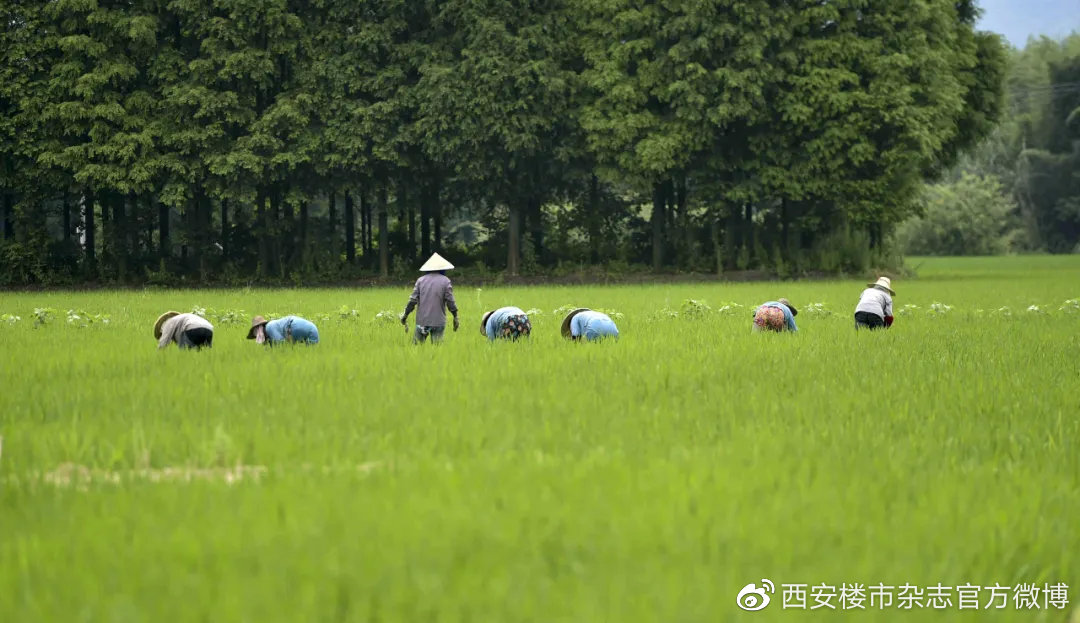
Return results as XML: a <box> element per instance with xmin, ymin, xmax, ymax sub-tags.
<box><xmin>753</xmin><ymin>298</ymin><xmax>798</xmax><ymax>332</ymax></box>
<box><xmin>481</xmin><ymin>306</ymin><xmax>532</xmax><ymax>341</ymax></box>
<box><xmin>247</xmin><ymin>315</ymin><xmax>320</xmax><ymax>345</ymax></box>
<box><xmin>561</xmin><ymin>308</ymin><xmax>619</xmax><ymax>342</ymax></box>
<box><xmin>854</xmin><ymin>277</ymin><xmax>895</xmax><ymax>330</ymax></box>
<box><xmin>155</xmin><ymin>311</ymin><xmax>214</xmax><ymax>350</ymax></box>
<box><xmin>401</xmin><ymin>253</ymin><xmax>459</xmax><ymax>344</ymax></box>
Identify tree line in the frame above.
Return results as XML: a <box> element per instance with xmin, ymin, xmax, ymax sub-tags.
<box><xmin>0</xmin><ymin>0</ymin><xmax>1006</xmax><ymax>285</ymax></box>
<box><xmin>898</xmin><ymin>33</ymin><xmax>1080</xmax><ymax>256</ymax></box>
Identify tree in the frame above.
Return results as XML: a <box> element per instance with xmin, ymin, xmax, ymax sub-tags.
<box><xmin>897</xmin><ymin>173</ymin><xmax>1019</xmax><ymax>255</ymax></box>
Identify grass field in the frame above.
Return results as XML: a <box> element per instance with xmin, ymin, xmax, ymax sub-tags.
<box><xmin>1</xmin><ymin>255</ymin><xmax>1078</xmax><ymax>622</ymax></box>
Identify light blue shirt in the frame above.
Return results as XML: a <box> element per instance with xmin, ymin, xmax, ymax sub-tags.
<box><xmin>265</xmin><ymin>316</ymin><xmax>320</xmax><ymax>344</ymax></box>
<box><xmin>485</xmin><ymin>307</ymin><xmax>527</xmax><ymax>340</ymax></box>
<box><xmin>757</xmin><ymin>302</ymin><xmax>797</xmax><ymax>331</ymax></box>
<box><xmin>570</xmin><ymin>311</ymin><xmax>619</xmax><ymax>341</ymax></box>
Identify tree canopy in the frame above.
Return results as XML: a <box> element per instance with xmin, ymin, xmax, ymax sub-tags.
<box><xmin>0</xmin><ymin>0</ymin><xmax>1007</xmax><ymax>285</ymax></box>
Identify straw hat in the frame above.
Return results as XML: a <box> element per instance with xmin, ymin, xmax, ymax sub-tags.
<box><xmin>868</xmin><ymin>276</ymin><xmax>895</xmax><ymax>296</ymax></box>
<box><xmin>247</xmin><ymin>315</ymin><xmax>269</xmax><ymax>339</ymax></box>
<box><xmin>561</xmin><ymin>308</ymin><xmax>591</xmax><ymax>339</ymax></box>
<box><xmin>419</xmin><ymin>253</ymin><xmax>454</xmax><ymax>272</ymax></box>
<box><xmin>153</xmin><ymin>311</ymin><xmax>180</xmax><ymax>339</ymax></box>
<box><xmin>481</xmin><ymin>310</ymin><xmax>494</xmax><ymax>336</ymax></box>
<box><xmin>778</xmin><ymin>298</ymin><xmax>798</xmax><ymax>316</ymax></box>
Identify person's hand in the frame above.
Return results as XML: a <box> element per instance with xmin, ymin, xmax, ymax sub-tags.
<box><xmin>400</xmin><ymin>314</ymin><xmax>407</xmax><ymax>326</ymax></box>
<box><xmin>453</xmin><ymin>316</ymin><xmax>460</xmax><ymax>332</ymax></box>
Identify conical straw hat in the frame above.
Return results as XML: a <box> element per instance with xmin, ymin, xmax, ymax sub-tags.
<box><xmin>561</xmin><ymin>308</ymin><xmax>591</xmax><ymax>339</ymax></box>
<box><xmin>868</xmin><ymin>276</ymin><xmax>895</xmax><ymax>296</ymax></box>
<box><xmin>419</xmin><ymin>253</ymin><xmax>454</xmax><ymax>272</ymax></box>
<box><xmin>153</xmin><ymin>311</ymin><xmax>180</xmax><ymax>339</ymax></box>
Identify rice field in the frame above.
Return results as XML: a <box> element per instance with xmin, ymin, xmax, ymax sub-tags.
<box><xmin>1</xmin><ymin>255</ymin><xmax>1078</xmax><ymax>622</ymax></box>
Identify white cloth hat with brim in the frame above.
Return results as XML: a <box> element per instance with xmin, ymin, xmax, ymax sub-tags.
<box><xmin>868</xmin><ymin>276</ymin><xmax>895</xmax><ymax>296</ymax></box>
<box><xmin>419</xmin><ymin>253</ymin><xmax>454</xmax><ymax>272</ymax></box>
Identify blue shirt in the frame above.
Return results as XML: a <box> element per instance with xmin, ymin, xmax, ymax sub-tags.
<box><xmin>757</xmin><ymin>302</ymin><xmax>797</xmax><ymax>331</ymax></box>
<box><xmin>265</xmin><ymin>316</ymin><xmax>320</xmax><ymax>344</ymax></box>
<box><xmin>485</xmin><ymin>307</ymin><xmax>527</xmax><ymax>340</ymax></box>
<box><xmin>570</xmin><ymin>311</ymin><xmax>619</xmax><ymax>341</ymax></box>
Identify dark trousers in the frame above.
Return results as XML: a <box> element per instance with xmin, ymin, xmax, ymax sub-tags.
<box><xmin>854</xmin><ymin>311</ymin><xmax>885</xmax><ymax>330</ymax></box>
<box><xmin>182</xmin><ymin>327</ymin><xmax>214</xmax><ymax>349</ymax></box>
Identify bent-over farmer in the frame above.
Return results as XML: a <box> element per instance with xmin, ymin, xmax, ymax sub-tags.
<box><xmin>481</xmin><ymin>306</ymin><xmax>532</xmax><ymax>341</ymax></box>
<box><xmin>854</xmin><ymin>277</ymin><xmax>895</xmax><ymax>330</ymax></box>
<box><xmin>561</xmin><ymin>308</ymin><xmax>619</xmax><ymax>342</ymax></box>
<box><xmin>155</xmin><ymin>311</ymin><xmax>214</xmax><ymax>350</ymax></box>
<box><xmin>247</xmin><ymin>315</ymin><xmax>320</xmax><ymax>345</ymax></box>
<box><xmin>753</xmin><ymin>298</ymin><xmax>798</xmax><ymax>332</ymax></box>
<box><xmin>401</xmin><ymin>253</ymin><xmax>459</xmax><ymax>344</ymax></box>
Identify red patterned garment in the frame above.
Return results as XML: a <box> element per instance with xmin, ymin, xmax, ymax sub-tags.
<box><xmin>753</xmin><ymin>306</ymin><xmax>787</xmax><ymax>332</ymax></box>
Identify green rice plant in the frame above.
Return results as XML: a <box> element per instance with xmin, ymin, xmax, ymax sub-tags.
<box><xmin>679</xmin><ymin>298</ymin><xmax>712</xmax><ymax>318</ymax></box>
<box><xmin>0</xmin><ymin>255</ymin><xmax>1078</xmax><ymax>622</ymax></box>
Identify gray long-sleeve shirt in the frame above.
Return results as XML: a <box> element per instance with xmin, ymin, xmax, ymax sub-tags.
<box><xmin>854</xmin><ymin>287</ymin><xmax>893</xmax><ymax>319</ymax></box>
<box><xmin>158</xmin><ymin>313</ymin><xmax>214</xmax><ymax>349</ymax></box>
<box><xmin>404</xmin><ymin>273</ymin><xmax>458</xmax><ymax>327</ymax></box>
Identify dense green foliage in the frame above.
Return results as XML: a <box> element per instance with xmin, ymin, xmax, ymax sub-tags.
<box><xmin>897</xmin><ymin>173</ymin><xmax>1019</xmax><ymax>255</ymax></box>
<box><xmin>901</xmin><ymin>32</ymin><xmax>1080</xmax><ymax>255</ymax></box>
<box><xmin>1</xmin><ymin>256</ymin><xmax>1078</xmax><ymax>620</ymax></box>
<box><xmin>0</xmin><ymin>0</ymin><xmax>1005</xmax><ymax>285</ymax></box>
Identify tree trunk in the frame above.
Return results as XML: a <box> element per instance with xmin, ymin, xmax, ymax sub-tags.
<box><xmin>744</xmin><ymin>203</ymin><xmax>754</xmax><ymax>264</ymax></box>
<box><xmin>269</xmin><ymin>188</ymin><xmax>283</xmax><ymax>277</ymax></box>
<box><xmin>220</xmin><ymin>198</ymin><xmax>229</xmax><ymax>259</ymax></box>
<box><xmin>676</xmin><ymin>175</ymin><xmax>689</xmax><ymax>266</ymax></box>
<box><xmin>508</xmin><ymin>202</ymin><xmax>521</xmax><ymax>276</ymax></box>
<box><xmin>158</xmin><ymin>197</ymin><xmax>170</xmax><ymax>262</ymax></box>
<box><xmin>420</xmin><ymin>181</ymin><xmax>431</xmax><ymax>258</ymax></box>
<box><xmin>114</xmin><ymin>192</ymin><xmax>127</xmax><ymax>281</ymax></box>
<box><xmin>1</xmin><ymin>192</ymin><xmax>12</xmax><ymax>240</ymax></box>
<box><xmin>328</xmin><ymin>190</ymin><xmax>337</xmax><ymax>256</ymax></box>
<box><xmin>711</xmin><ymin>213</ymin><xmax>722</xmax><ymax>275</ymax></box>
<box><xmin>432</xmin><ymin>177</ymin><xmax>442</xmax><ymax>252</ymax></box>
<box><xmin>378</xmin><ymin>187</ymin><xmax>389</xmax><ymax>277</ymax></box>
<box><xmin>528</xmin><ymin>194</ymin><xmax>543</xmax><ymax>265</ymax></box>
<box><xmin>403</xmin><ymin>180</ymin><xmax>416</xmax><ymax>261</ymax></box>
<box><xmin>62</xmin><ymin>194</ymin><xmax>71</xmax><ymax>242</ymax></box>
<box><xmin>299</xmin><ymin>200</ymin><xmax>308</xmax><ymax>262</ymax></box>
<box><xmin>344</xmin><ymin>191</ymin><xmax>356</xmax><ymax>264</ymax></box>
<box><xmin>84</xmin><ymin>190</ymin><xmax>96</xmax><ymax>273</ymax></box>
<box><xmin>101</xmin><ymin>191</ymin><xmax>112</xmax><ymax>270</ymax></box>
<box><xmin>588</xmin><ymin>174</ymin><xmax>601</xmax><ymax>263</ymax></box>
<box><xmin>127</xmin><ymin>194</ymin><xmax>139</xmax><ymax>267</ymax></box>
<box><xmin>361</xmin><ymin>191</ymin><xmax>370</xmax><ymax>258</ymax></box>
<box><xmin>651</xmin><ymin>181</ymin><xmax>665</xmax><ymax>270</ymax></box>
<box><xmin>256</xmin><ymin>187</ymin><xmax>269</xmax><ymax>277</ymax></box>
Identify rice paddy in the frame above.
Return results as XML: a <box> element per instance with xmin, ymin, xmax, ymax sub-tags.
<box><xmin>1</xmin><ymin>255</ymin><xmax>1078</xmax><ymax>622</ymax></box>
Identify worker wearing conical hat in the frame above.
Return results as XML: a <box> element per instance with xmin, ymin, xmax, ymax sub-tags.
<box><xmin>154</xmin><ymin>311</ymin><xmax>214</xmax><ymax>350</ymax></box>
<box><xmin>854</xmin><ymin>276</ymin><xmax>895</xmax><ymax>330</ymax></box>
<box><xmin>401</xmin><ymin>253</ymin><xmax>459</xmax><ymax>344</ymax></box>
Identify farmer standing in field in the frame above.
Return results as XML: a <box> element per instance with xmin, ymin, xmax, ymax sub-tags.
<box><xmin>401</xmin><ymin>253</ymin><xmax>459</xmax><ymax>344</ymax></box>
<box><xmin>247</xmin><ymin>315</ymin><xmax>320</xmax><ymax>345</ymax></box>
<box><xmin>154</xmin><ymin>311</ymin><xmax>214</xmax><ymax>350</ymax></box>
<box><xmin>561</xmin><ymin>308</ymin><xmax>619</xmax><ymax>342</ymax></box>
<box><xmin>752</xmin><ymin>298</ymin><xmax>798</xmax><ymax>332</ymax></box>
<box><xmin>854</xmin><ymin>277</ymin><xmax>895</xmax><ymax>330</ymax></box>
<box><xmin>481</xmin><ymin>306</ymin><xmax>532</xmax><ymax>341</ymax></box>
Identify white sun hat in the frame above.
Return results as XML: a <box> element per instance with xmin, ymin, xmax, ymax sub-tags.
<box><xmin>419</xmin><ymin>253</ymin><xmax>454</xmax><ymax>272</ymax></box>
<box><xmin>868</xmin><ymin>276</ymin><xmax>895</xmax><ymax>295</ymax></box>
